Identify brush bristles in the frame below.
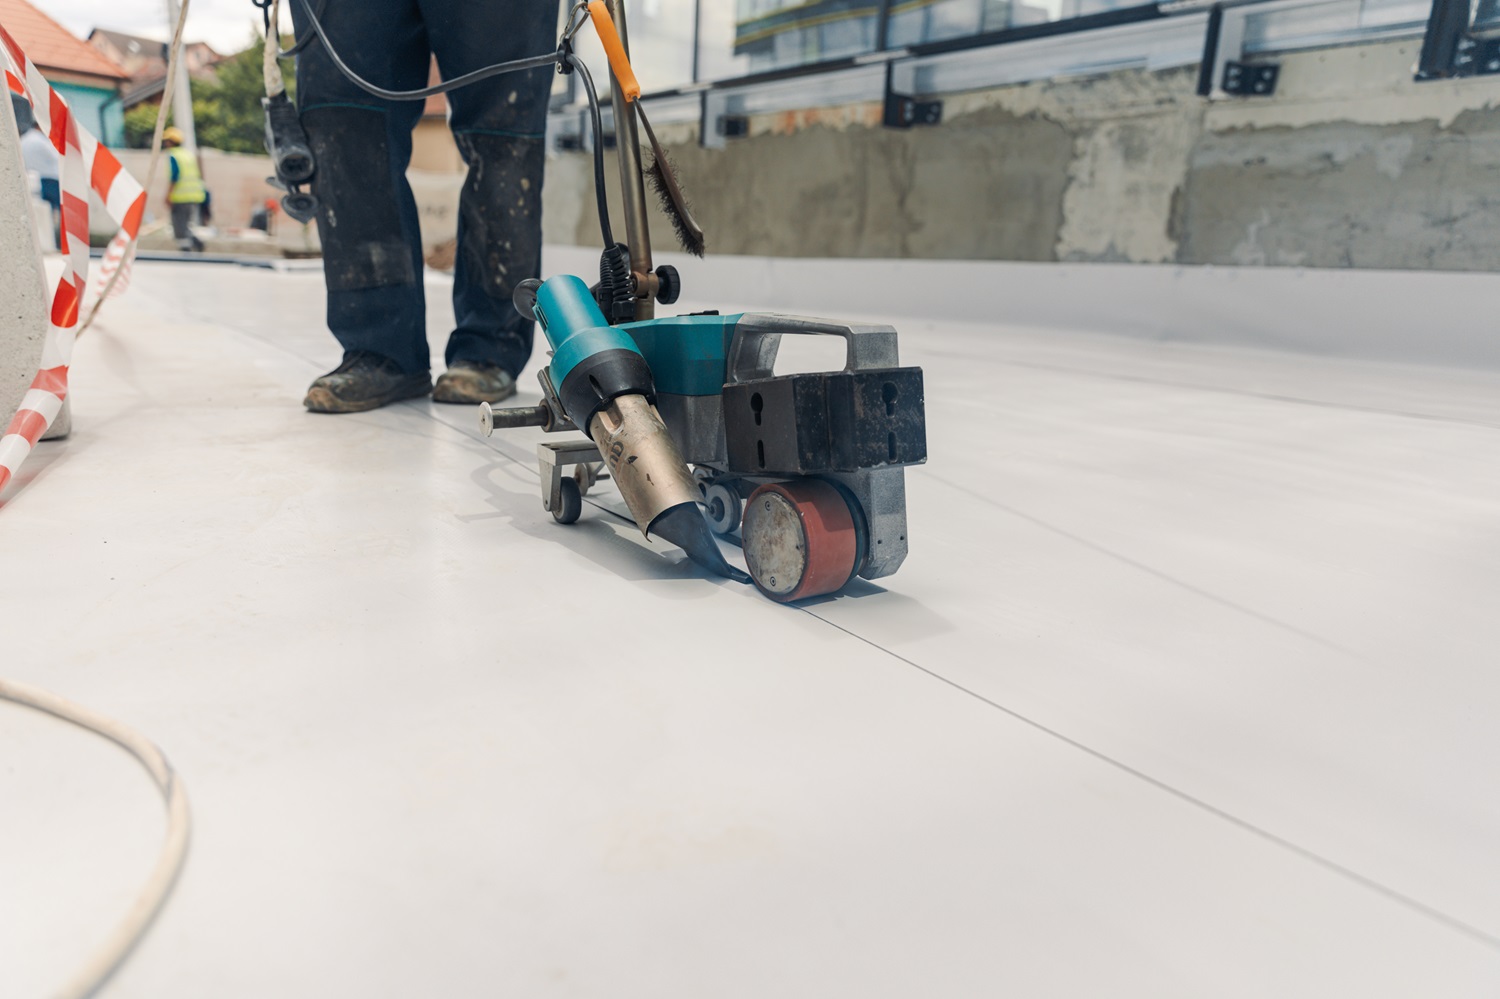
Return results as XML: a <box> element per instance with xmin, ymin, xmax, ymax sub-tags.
<box><xmin>646</xmin><ymin>157</ymin><xmax>706</xmax><ymax>258</ymax></box>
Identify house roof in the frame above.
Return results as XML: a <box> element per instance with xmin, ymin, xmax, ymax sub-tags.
<box><xmin>89</xmin><ymin>27</ymin><xmax>166</xmax><ymax>58</ymax></box>
<box><xmin>0</xmin><ymin>0</ymin><xmax>127</xmax><ymax>81</ymax></box>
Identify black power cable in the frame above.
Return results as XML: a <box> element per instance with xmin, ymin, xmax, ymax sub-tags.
<box><xmin>284</xmin><ymin>0</ymin><xmax>566</xmax><ymax>101</ymax></box>
<box><xmin>565</xmin><ymin>52</ymin><xmax>614</xmax><ymax>249</ymax></box>
<box><xmin>253</xmin><ymin>0</ymin><xmax>614</xmax><ymax>250</ymax></box>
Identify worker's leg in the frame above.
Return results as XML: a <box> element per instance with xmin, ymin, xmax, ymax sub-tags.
<box><xmin>170</xmin><ymin>203</ymin><xmax>194</xmax><ymax>252</ymax></box>
<box><xmin>188</xmin><ymin>205</ymin><xmax>205</xmax><ymax>253</ymax></box>
<box><xmin>292</xmin><ymin>0</ymin><xmax>434</xmax><ymax>410</ymax></box>
<box><xmin>422</xmin><ymin>0</ymin><xmax>554</xmax><ymax>402</ymax></box>
<box><xmin>40</xmin><ymin>177</ymin><xmax>60</xmax><ymax>248</ymax></box>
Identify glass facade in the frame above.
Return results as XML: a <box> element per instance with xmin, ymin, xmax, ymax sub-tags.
<box><xmin>552</xmin><ymin>0</ymin><xmax>1163</xmax><ymax>95</ymax></box>
<box><xmin>611</xmin><ymin>0</ymin><xmax>1161</xmax><ymax>88</ymax></box>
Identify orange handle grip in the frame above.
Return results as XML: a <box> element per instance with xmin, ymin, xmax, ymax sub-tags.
<box><xmin>588</xmin><ymin>1</ymin><xmax>641</xmax><ymax>102</ymax></box>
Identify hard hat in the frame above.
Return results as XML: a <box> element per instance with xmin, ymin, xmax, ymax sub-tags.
<box><xmin>162</xmin><ymin>126</ymin><xmax>185</xmax><ymax>145</ymax></box>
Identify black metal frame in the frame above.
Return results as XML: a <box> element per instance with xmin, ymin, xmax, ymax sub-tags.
<box><xmin>629</xmin><ymin>0</ymin><xmax>1167</xmax><ymax>102</ymax></box>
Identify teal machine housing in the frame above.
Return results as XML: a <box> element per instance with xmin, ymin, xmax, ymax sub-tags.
<box><xmin>498</xmin><ymin>273</ymin><xmax>927</xmax><ymax>595</ymax></box>
<box><xmin>619</xmin><ymin>313</ymin><xmax>745</xmax><ymax>467</ymax></box>
<box><xmin>532</xmin><ymin>274</ymin><xmax>742</xmax><ymax>465</ymax></box>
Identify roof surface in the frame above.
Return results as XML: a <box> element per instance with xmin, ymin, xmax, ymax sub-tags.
<box><xmin>6</xmin><ymin>251</ymin><xmax>1500</xmax><ymax>997</ymax></box>
<box><xmin>0</xmin><ymin>0</ymin><xmax>127</xmax><ymax>80</ymax></box>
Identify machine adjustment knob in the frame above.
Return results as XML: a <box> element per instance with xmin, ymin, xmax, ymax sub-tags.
<box><xmin>655</xmin><ymin>265</ymin><xmax>681</xmax><ymax>306</ymax></box>
<box><xmin>513</xmin><ymin>278</ymin><xmax>543</xmax><ymax>320</ymax></box>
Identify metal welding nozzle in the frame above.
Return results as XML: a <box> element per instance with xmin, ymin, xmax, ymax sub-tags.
<box><xmin>588</xmin><ymin>394</ymin><xmax>749</xmax><ymax>583</ymax></box>
<box><xmin>526</xmin><ymin>274</ymin><xmax>747</xmax><ymax>583</ymax></box>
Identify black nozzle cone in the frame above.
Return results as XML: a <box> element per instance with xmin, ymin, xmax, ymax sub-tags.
<box><xmin>650</xmin><ymin>503</ymin><xmax>750</xmax><ymax>584</ymax></box>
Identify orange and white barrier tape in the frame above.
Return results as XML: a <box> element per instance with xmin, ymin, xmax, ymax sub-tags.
<box><xmin>91</xmin><ymin>228</ymin><xmax>136</xmax><ymax>301</ymax></box>
<box><xmin>1</xmin><ymin>24</ymin><xmax>146</xmax><ymax>495</ymax></box>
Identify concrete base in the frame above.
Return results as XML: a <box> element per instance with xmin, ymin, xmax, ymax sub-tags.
<box><xmin>0</xmin><ymin>91</ymin><xmax>52</xmax><ymax>442</ymax></box>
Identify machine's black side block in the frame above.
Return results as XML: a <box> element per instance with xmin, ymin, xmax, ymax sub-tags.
<box><xmin>724</xmin><ymin>368</ymin><xmax>927</xmax><ymax>475</ymax></box>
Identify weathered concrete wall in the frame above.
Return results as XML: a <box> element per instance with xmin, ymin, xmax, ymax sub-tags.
<box><xmin>101</xmin><ymin>149</ymin><xmax>464</xmax><ymax>261</ymax></box>
<box><xmin>111</xmin><ymin>148</ymin><xmax>282</xmax><ymax>237</ymax></box>
<box><xmin>542</xmin><ymin>39</ymin><xmax>1500</xmax><ymax>271</ymax></box>
<box><xmin>1181</xmin><ymin>42</ymin><xmax>1500</xmax><ymax>269</ymax></box>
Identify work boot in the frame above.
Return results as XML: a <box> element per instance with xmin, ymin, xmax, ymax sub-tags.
<box><xmin>432</xmin><ymin>360</ymin><xmax>516</xmax><ymax>404</ymax></box>
<box><xmin>303</xmin><ymin>351</ymin><xmax>431</xmax><ymax>413</ymax></box>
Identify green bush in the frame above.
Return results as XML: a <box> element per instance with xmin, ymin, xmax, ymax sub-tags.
<box><xmin>123</xmin><ymin>34</ymin><xmax>296</xmax><ymax>154</ymax></box>
<box><xmin>124</xmin><ymin>102</ymin><xmax>159</xmax><ymax>149</ymax></box>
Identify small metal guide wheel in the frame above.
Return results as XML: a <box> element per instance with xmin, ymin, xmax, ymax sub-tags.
<box><xmin>553</xmin><ymin>476</ymin><xmax>582</xmax><ymax>525</ymax></box>
<box><xmin>692</xmin><ymin>465</ymin><xmax>714</xmax><ymax>500</ymax></box>
<box><xmin>702</xmin><ymin>482</ymin><xmax>742</xmax><ymax>536</ymax></box>
<box><xmin>742</xmin><ymin>479</ymin><xmax>859</xmax><ymax>602</ymax></box>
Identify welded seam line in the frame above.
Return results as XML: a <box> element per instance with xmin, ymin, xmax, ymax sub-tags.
<box><xmin>182</xmin><ymin>295</ymin><xmax>641</xmax><ymax>530</ymax></box>
<box><xmin>421</xmin><ymin>407</ymin><xmax>639</xmax><ymax>528</ymax></box>
<box><xmin>174</xmin><ymin>274</ymin><xmax>1500</xmax><ymax>947</ymax></box>
<box><xmin>800</xmin><ymin>607</ymin><xmax>1500</xmax><ymax>953</ymax></box>
<box><xmin>973</xmin><ymin>355</ymin><xmax>1500</xmax><ymax>432</ymax></box>
<box><xmin>926</xmin><ymin>470</ymin><xmax>1359</xmax><ymax>659</ymax></box>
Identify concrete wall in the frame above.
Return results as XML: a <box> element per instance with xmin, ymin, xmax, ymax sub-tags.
<box><xmin>100</xmin><ymin>150</ymin><xmax>463</xmax><ymax>260</ymax></box>
<box><xmin>541</xmin><ymin>39</ymin><xmax>1500</xmax><ymax>271</ymax></box>
<box><xmin>110</xmin><ymin>147</ymin><xmax>283</xmax><ymax>236</ymax></box>
<box><xmin>1</xmin><ymin>89</ymin><xmax>64</xmax><ymax>443</ymax></box>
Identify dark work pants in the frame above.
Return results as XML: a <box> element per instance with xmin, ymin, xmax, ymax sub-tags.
<box><xmin>291</xmin><ymin>0</ymin><xmax>555</xmax><ymax>377</ymax></box>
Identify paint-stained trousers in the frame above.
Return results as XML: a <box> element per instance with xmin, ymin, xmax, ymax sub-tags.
<box><xmin>291</xmin><ymin>0</ymin><xmax>555</xmax><ymax>377</ymax></box>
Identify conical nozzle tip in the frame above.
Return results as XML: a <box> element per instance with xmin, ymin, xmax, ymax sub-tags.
<box><xmin>650</xmin><ymin>503</ymin><xmax>750</xmax><ymax>584</ymax></box>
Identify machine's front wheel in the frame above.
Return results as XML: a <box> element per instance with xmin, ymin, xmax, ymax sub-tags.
<box><xmin>552</xmin><ymin>476</ymin><xmax>582</xmax><ymax>525</ymax></box>
<box><xmin>702</xmin><ymin>482</ymin><xmax>743</xmax><ymax>537</ymax></box>
<box><xmin>742</xmin><ymin>480</ymin><xmax>859</xmax><ymax>602</ymax></box>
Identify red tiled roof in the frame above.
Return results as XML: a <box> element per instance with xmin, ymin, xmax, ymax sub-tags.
<box><xmin>0</xmin><ymin>0</ymin><xmax>128</xmax><ymax>81</ymax></box>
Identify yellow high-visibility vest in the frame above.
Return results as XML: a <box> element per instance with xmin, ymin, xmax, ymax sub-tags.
<box><xmin>168</xmin><ymin>148</ymin><xmax>206</xmax><ymax>204</ymax></box>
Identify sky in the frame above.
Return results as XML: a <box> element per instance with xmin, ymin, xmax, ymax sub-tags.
<box><xmin>34</xmin><ymin>0</ymin><xmax>273</xmax><ymax>53</ymax></box>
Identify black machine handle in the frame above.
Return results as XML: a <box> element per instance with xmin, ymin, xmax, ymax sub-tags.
<box><xmin>725</xmin><ymin>315</ymin><xmax>901</xmax><ymax>385</ymax></box>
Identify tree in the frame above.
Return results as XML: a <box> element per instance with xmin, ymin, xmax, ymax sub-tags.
<box><xmin>124</xmin><ymin>103</ymin><xmax>159</xmax><ymax>149</ymax></box>
<box><xmin>124</xmin><ymin>34</ymin><xmax>296</xmax><ymax>154</ymax></box>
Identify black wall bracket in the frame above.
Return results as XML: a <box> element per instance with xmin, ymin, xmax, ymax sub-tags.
<box><xmin>1196</xmin><ymin>5</ymin><xmax>1281</xmax><ymax>100</ymax></box>
<box><xmin>1221</xmin><ymin>60</ymin><xmax>1280</xmax><ymax>96</ymax></box>
<box><xmin>882</xmin><ymin>65</ymin><xmax>942</xmax><ymax>128</ymax></box>
<box><xmin>1417</xmin><ymin>0</ymin><xmax>1500</xmax><ymax>80</ymax></box>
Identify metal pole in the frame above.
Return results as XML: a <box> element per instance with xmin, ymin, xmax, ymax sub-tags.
<box><xmin>875</xmin><ymin>0</ymin><xmax>894</xmax><ymax>51</ymax></box>
<box><xmin>163</xmin><ymin>0</ymin><xmax>198</xmax><ymax>152</ymax></box>
<box><xmin>604</xmin><ymin>0</ymin><xmax>654</xmax><ymax>320</ymax></box>
<box><xmin>691</xmin><ymin>0</ymin><xmax>702</xmax><ymax>82</ymax></box>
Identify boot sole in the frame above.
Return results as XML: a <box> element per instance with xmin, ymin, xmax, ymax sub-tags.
<box><xmin>431</xmin><ymin>377</ymin><xmax>517</xmax><ymax>405</ymax></box>
<box><xmin>304</xmin><ymin>379</ymin><xmax>432</xmax><ymax>414</ymax></box>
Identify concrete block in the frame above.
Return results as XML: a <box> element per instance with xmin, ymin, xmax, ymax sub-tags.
<box><xmin>0</xmin><ymin>93</ymin><xmax>61</xmax><ymax>445</ymax></box>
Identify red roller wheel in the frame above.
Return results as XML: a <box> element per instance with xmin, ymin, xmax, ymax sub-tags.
<box><xmin>742</xmin><ymin>480</ymin><xmax>860</xmax><ymax>602</ymax></box>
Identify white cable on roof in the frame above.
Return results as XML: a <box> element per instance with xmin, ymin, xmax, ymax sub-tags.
<box><xmin>0</xmin><ymin>677</ymin><xmax>191</xmax><ymax>999</ymax></box>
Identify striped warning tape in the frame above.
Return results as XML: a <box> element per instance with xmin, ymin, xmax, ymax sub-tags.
<box><xmin>1</xmin><ymin>23</ymin><xmax>146</xmax><ymax>495</ymax></box>
<box><xmin>91</xmin><ymin>229</ymin><xmax>136</xmax><ymax>301</ymax></box>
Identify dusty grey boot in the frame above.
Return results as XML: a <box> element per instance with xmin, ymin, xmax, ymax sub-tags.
<box><xmin>304</xmin><ymin>351</ymin><xmax>431</xmax><ymax>414</ymax></box>
<box><xmin>432</xmin><ymin>361</ymin><xmax>516</xmax><ymax>404</ymax></box>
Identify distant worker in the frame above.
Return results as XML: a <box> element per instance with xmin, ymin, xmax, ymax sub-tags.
<box><xmin>288</xmin><ymin>2</ymin><xmax>554</xmax><ymax>414</ymax></box>
<box><xmin>12</xmin><ymin>94</ymin><xmax>60</xmax><ymax>245</ymax></box>
<box><xmin>249</xmin><ymin>197</ymin><xmax>279</xmax><ymax>234</ymax></box>
<box><xmin>162</xmin><ymin>126</ymin><xmax>207</xmax><ymax>253</ymax></box>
